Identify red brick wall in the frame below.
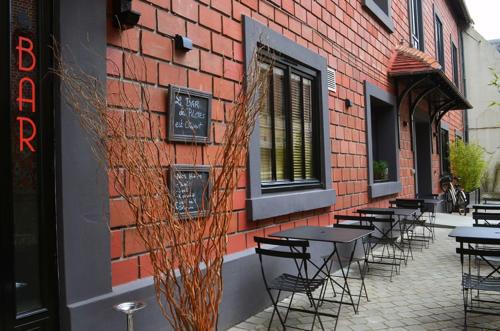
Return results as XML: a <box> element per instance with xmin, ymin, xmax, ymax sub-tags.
<box><xmin>107</xmin><ymin>0</ymin><xmax>466</xmax><ymax>286</ymax></box>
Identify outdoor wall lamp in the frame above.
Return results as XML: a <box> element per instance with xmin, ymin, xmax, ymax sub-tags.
<box><xmin>175</xmin><ymin>34</ymin><xmax>193</xmax><ymax>51</ymax></box>
<box><xmin>345</xmin><ymin>98</ymin><xmax>353</xmax><ymax>108</ymax></box>
<box><xmin>113</xmin><ymin>0</ymin><xmax>141</xmax><ymax>30</ymax></box>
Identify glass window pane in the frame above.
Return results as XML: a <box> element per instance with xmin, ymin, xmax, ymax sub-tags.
<box><xmin>273</xmin><ymin>68</ymin><xmax>287</xmax><ymax>181</ymax></box>
<box><xmin>290</xmin><ymin>74</ymin><xmax>304</xmax><ymax>180</ymax></box>
<box><xmin>303</xmin><ymin>79</ymin><xmax>314</xmax><ymax>179</ymax></box>
<box><xmin>259</xmin><ymin>63</ymin><xmax>272</xmax><ymax>182</ymax></box>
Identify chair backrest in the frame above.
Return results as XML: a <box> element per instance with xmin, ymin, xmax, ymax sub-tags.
<box><xmin>472</xmin><ymin>205</ymin><xmax>500</xmax><ymax>213</ymax></box>
<box><xmin>472</xmin><ymin>212</ymin><xmax>500</xmax><ymax>225</ymax></box>
<box><xmin>394</xmin><ymin>199</ymin><xmax>424</xmax><ymax>211</ymax></box>
<box><xmin>254</xmin><ymin>236</ymin><xmax>310</xmax><ymax>260</ymax></box>
<box><xmin>334</xmin><ymin>215</ymin><xmax>376</xmax><ymax>231</ymax></box>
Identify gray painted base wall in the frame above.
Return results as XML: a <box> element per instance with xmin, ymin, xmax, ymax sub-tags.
<box><xmin>66</xmin><ymin>240</ymin><xmax>361</xmax><ymax>331</ymax></box>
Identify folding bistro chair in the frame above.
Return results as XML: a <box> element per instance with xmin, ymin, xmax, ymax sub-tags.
<box><xmin>318</xmin><ymin>215</ymin><xmax>374</xmax><ymax>314</ymax></box>
<box><xmin>254</xmin><ymin>236</ymin><xmax>336</xmax><ymax>331</ymax></box>
<box><xmin>457</xmin><ymin>239</ymin><xmax>500</xmax><ymax>329</ymax></box>
<box><xmin>473</xmin><ymin>211</ymin><xmax>500</xmax><ymax>226</ymax></box>
<box><xmin>392</xmin><ymin>199</ymin><xmax>431</xmax><ymax>250</ymax></box>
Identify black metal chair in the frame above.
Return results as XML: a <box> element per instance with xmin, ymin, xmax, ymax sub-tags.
<box><xmin>318</xmin><ymin>215</ymin><xmax>374</xmax><ymax>314</ymax></box>
<box><xmin>357</xmin><ymin>210</ymin><xmax>405</xmax><ymax>281</ymax></box>
<box><xmin>472</xmin><ymin>211</ymin><xmax>500</xmax><ymax>226</ymax></box>
<box><xmin>391</xmin><ymin>199</ymin><xmax>431</xmax><ymax>251</ymax></box>
<box><xmin>457</xmin><ymin>239</ymin><xmax>500</xmax><ymax>329</ymax></box>
<box><xmin>254</xmin><ymin>236</ymin><xmax>336</xmax><ymax>331</ymax></box>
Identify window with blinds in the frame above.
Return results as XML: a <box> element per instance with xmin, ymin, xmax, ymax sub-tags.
<box><xmin>258</xmin><ymin>55</ymin><xmax>320</xmax><ymax>191</ymax></box>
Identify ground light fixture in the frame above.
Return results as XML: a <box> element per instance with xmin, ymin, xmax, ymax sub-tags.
<box><xmin>113</xmin><ymin>0</ymin><xmax>141</xmax><ymax>30</ymax></box>
<box><xmin>113</xmin><ymin>301</ymin><xmax>146</xmax><ymax>331</ymax></box>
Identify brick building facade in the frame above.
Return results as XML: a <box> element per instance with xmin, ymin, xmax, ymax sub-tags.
<box><xmin>2</xmin><ymin>0</ymin><xmax>472</xmax><ymax>329</ymax></box>
<box><xmin>107</xmin><ymin>0</ymin><xmax>471</xmax><ymax>287</ymax></box>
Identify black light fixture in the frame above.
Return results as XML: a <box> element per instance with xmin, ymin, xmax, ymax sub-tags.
<box><xmin>113</xmin><ymin>0</ymin><xmax>141</xmax><ymax>30</ymax></box>
<box><xmin>345</xmin><ymin>98</ymin><xmax>353</xmax><ymax>108</ymax></box>
<box><xmin>175</xmin><ymin>35</ymin><xmax>193</xmax><ymax>52</ymax></box>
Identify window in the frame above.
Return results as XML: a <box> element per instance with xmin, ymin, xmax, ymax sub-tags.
<box><xmin>363</xmin><ymin>0</ymin><xmax>394</xmax><ymax>32</ymax></box>
<box><xmin>244</xmin><ymin>16</ymin><xmax>335</xmax><ymax>221</ymax></box>
<box><xmin>365</xmin><ymin>81</ymin><xmax>402</xmax><ymax>198</ymax></box>
<box><xmin>258</xmin><ymin>57</ymin><xmax>320</xmax><ymax>192</ymax></box>
<box><xmin>439</xmin><ymin>127</ymin><xmax>450</xmax><ymax>175</ymax></box>
<box><xmin>435</xmin><ymin>16</ymin><xmax>445</xmax><ymax>69</ymax></box>
<box><xmin>409</xmin><ymin>0</ymin><xmax>424</xmax><ymax>50</ymax></box>
<box><xmin>451</xmin><ymin>42</ymin><xmax>459</xmax><ymax>87</ymax></box>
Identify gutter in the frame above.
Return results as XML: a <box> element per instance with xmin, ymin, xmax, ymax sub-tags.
<box><xmin>460</xmin><ymin>29</ymin><xmax>469</xmax><ymax>142</ymax></box>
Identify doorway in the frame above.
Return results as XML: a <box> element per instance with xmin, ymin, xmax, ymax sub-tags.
<box><xmin>414</xmin><ymin>110</ymin><xmax>433</xmax><ymax>198</ymax></box>
<box><xmin>1</xmin><ymin>0</ymin><xmax>59</xmax><ymax>330</ymax></box>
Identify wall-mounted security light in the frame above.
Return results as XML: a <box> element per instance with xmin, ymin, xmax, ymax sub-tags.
<box><xmin>113</xmin><ymin>0</ymin><xmax>141</xmax><ymax>30</ymax></box>
<box><xmin>345</xmin><ymin>98</ymin><xmax>353</xmax><ymax>108</ymax></box>
<box><xmin>175</xmin><ymin>35</ymin><xmax>193</xmax><ymax>51</ymax></box>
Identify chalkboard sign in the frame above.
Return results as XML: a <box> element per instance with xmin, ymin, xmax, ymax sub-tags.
<box><xmin>169</xmin><ymin>165</ymin><xmax>211</xmax><ymax>219</ymax></box>
<box><xmin>168</xmin><ymin>86</ymin><xmax>212</xmax><ymax>143</ymax></box>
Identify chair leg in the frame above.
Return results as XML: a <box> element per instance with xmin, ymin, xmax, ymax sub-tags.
<box><xmin>266</xmin><ymin>289</ymin><xmax>286</xmax><ymax>331</ymax></box>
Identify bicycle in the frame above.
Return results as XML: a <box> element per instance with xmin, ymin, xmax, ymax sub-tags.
<box><xmin>440</xmin><ymin>175</ymin><xmax>467</xmax><ymax>215</ymax></box>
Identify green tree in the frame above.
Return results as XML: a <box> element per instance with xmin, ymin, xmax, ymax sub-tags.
<box><xmin>450</xmin><ymin>140</ymin><xmax>487</xmax><ymax>192</ymax></box>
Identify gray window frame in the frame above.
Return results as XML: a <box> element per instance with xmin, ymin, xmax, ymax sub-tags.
<box><xmin>243</xmin><ymin>16</ymin><xmax>335</xmax><ymax>221</ymax></box>
<box><xmin>364</xmin><ymin>81</ymin><xmax>402</xmax><ymax>198</ymax></box>
<box><xmin>363</xmin><ymin>0</ymin><xmax>394</xmax><ymax>32</ymax></box>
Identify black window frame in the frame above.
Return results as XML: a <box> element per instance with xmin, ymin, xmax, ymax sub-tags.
<box><xmin>363</xmin><ymin>0</ymin><xmax>394</xmax><ymax>32</ymax></box>
<box><xmin>409</xmin><ymin>0</ymin><xmax>424</xmax><ymax>51</ymax></box>
<box><xmin>258</xmin><ymin>50</ymin><xmax>322</xmax><ymax>194</ymax></box>
<box><xmin>451</xmin><ymin>41</ymin><xmax>459</xmax><ymax>87</ymax></box>
<box><xmin>244</xmin><ymin>16</ymin><xmax>335</xmax><ymax>222</ymax></box>
<box><xmin>435</xmin><ymin>15</ymin><xmax>445</xmax><ymax>69</ymax></box>
<box><xmin>364</xmin><ymin>81</ymin><xmax>402</xmax><ymax>198</ymax></box>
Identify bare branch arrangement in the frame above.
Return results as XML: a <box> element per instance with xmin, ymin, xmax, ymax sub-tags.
<box><xmin>52</xmin><ymin>33</ymin><xmax>270</xmax><ymax>330</ymax></box>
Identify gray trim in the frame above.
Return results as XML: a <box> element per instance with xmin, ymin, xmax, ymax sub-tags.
<box><xmin>248</xmin><ymin>189</ymin><xmax>336</xmax><ymax>221</ymax></box>
<box><xmin>364</xmin><ymin>81</ymin><xmax>401</xmax><ymax>199</ymax></box>
<box><xmin>369</xmin><ymin>181</ymin><xmax>403</xmax><ymax>199</ymax></box>
<box><xmin>363</xmin><ymin>0</ymin><xmax>394</xmax><ymax>32</ymax></box>
<box><xmin>56</xmin><ymin>0</ymin><xmax>110</xmax><ymax>328</ymax></box>
<box><xmin>243</xmin><ymin>16</ymin><xmax>335</xmax><ymax>221</ymax></box>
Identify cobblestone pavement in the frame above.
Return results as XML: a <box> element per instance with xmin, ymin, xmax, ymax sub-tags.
<box><xmin>228</xmin><ymin>228</ymin><xmax>500</xmax><ymax>330</ymax></box>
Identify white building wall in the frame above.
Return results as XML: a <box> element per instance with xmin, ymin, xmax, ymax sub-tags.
<box><xmin>464</xmin><ymin>27</ymin><xmax>500</xmax><ymax>193</ymax></box>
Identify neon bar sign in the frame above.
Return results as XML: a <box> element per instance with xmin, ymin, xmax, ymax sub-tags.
<box><xmin>16</xmin><ymin>35</ymin><xmax>37</xmax><ymax>152</ymax></box>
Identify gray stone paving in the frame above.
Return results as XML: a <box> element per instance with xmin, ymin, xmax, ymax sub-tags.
<box><xmin>228</xmin><ymin>228</ymin><xmax>500</xmax><ymax>330</ymax></box>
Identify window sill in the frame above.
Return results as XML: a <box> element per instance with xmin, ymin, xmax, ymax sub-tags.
<box><xmin>247</xmin><ymin>189</ymin><xmax>336</xmax><ymax>221</ymax></box>
<box><xmin>369</xmin><ymin>181</ymin><xmax>402</xmax><ymax>199</ymax></box>
<box><xmin>363</xmin><ymin>0</ymin><xmax>394</xmax><ymax>32</ymax></box>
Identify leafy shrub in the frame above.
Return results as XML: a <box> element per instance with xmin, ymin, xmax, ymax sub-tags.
<box><xmin>450</xmin><ymin>140</ymin><xmax>487</xmax><ymax>192</ymax></box>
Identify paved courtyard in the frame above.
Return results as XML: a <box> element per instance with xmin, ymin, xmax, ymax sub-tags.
<box><xmin>228</xmin><ymin>228</ymin><xmax>500</xmax><ymax>330</ymax></box>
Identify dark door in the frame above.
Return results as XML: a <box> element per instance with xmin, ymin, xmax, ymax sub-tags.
<box><xmin>1</xmin><ymin>0</ymin><xmax>58</xmax><ymax>330</ymax></box>
<box><xmin>415</xmin><ymin>117</ymin><xmax>433</xmax><ymax>198</ymax></box>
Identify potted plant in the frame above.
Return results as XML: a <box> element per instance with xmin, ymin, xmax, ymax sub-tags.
<box><xmin>450</xmin><ymin>140</ymin><xmax>487</xmax><ymax>205</ymax></box>
<box><xmin>373</xmin><ymin>160</ymin><xmax>389</xmax><ymax>181</ymax></box>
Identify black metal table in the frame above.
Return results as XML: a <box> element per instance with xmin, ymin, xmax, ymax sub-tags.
<box><xmin>271</xmin><ymin>226</ymin><xmax>373</xmax><ymax>329</ymax></box>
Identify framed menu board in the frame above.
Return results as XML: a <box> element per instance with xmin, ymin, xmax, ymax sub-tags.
<box><xmin>169</xmin><ymin>165</ymin><xmax>211</xmax><ymax>219</ymax></box>
<box><xmin>168</xmin><ymin>85</ymin><xmax>212</xmax><ymax>143</ymax></box>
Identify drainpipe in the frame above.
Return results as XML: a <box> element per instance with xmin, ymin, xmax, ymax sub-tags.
<box><xmin>460</xmin><ymin>29</ymin><xmax>469</xmax><ymax>142</ymax></box>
